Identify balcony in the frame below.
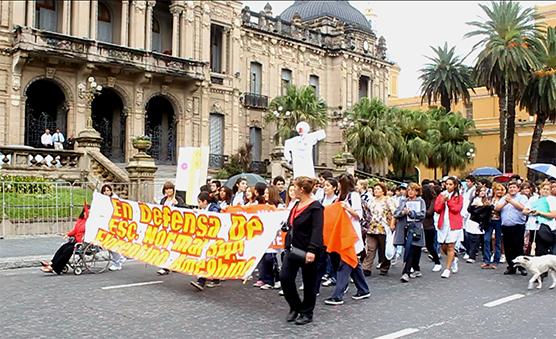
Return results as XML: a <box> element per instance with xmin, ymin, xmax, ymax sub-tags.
<box><xmin>249</xmin><ymin>160</ymin><xmax>268</xmax><ymax>175</ymax></box>
<box><xmin>11</xmin><ymin>27</ymin><xmax>207</xmax><ymax>80</ymax></box>
<box><xmin>242</xmin><ymin>92</ymin><xmax>269</xmax><ymax>110</ymax></box>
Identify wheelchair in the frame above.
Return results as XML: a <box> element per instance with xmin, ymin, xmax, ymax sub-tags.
<box><xmin>62</xmin><ymin>241</ymin><xmax>112</xmax><ymax>275</ymax></box>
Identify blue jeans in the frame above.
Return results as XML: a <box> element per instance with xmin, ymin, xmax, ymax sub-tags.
<box><xmin>483</xmin><ymin>219</ymin><xmax>502</xmax><ymax>264</ymax></box>
<box><xmin>258</xmin><ymin>253</ymin><xmax>277</xmax><ymax>285</ymax></box>
<box><xmin>330</xmin><ymin>260</ymin><xmax>369</xmax><ymax>300</ymax></box>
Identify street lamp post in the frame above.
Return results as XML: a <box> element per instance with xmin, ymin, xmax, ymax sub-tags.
<box><xmin>271</xmin><ymin>105</ymin><xmax>292</xmax><ymax>147</ymax></box>
<box><xmin>338</xmin><ymin>115</ymin><xmax>355</xmax><ymax>153</ymax></box>
<box><xmin>466</xmin><ymin>148</ymin><xmax>476</xmax><ymax>161</ymax></box>
<box><xmin>76</xmin><ymin>76</ymin><xmax>103</xmax><ymax>147</ymax></box>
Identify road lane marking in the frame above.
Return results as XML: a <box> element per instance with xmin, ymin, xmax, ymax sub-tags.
<box><xmin>101</xmin><ymin>281</ymin><xmax>163</xmax><ymax>290</ymax></box>
<box><xmin>374</xmin><ymin>328</ymin><xmax>419</xmax><ymax>339</ymax></box>
<box><xmin>483</xmin><ymin>293</ymin><xmax>525</xmax><ymax>307</ymax></box>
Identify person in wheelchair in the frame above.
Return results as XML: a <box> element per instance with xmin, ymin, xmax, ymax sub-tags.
<box><xmin>40</xmin><ymin>205</ymin><xmax>89</xmax><ymax>274</ymax></box>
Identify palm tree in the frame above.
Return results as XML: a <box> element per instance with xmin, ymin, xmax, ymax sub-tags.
<box><xmin>465</xmin><ymin>1</ymin><xmax>542</xmax><ymax>173</ymax></box>
<box><xmin>520</xmin><ymin>26</ymin><xmax>556</xmax><ymax>181</ymax></box>
<box><xmin>390</xmin><ymin>109</ymin><xmax>433</xmax><ymax>178</ymax></box>
<box><xmin>265</xmin><ymin>85</ymin><xmax>328</xmax><ymax>144</ymax></box>
<box><xmin>431</xmin><ymin>111</ymin><xmax>476</xmax><ymax>176</ymax></box>
<box><xmin>344</xmin><ymin>98</ymin><xmax>399</xmax><ymax>172</ymax></box>
<box><xmin>419</xmin><ymin>43</ymin><xmax>475</xmax><ymax>112</ymax></box>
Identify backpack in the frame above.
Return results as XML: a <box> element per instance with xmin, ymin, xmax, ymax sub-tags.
<box><xmin>347</xmin><ymin>193</ymin><xmax>372</xmax><ymax>233</ymax></box>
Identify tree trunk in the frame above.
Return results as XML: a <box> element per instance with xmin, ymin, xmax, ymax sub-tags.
<box><xmin>505</xmin><ymin>91</ymin><xmax>516</xmax><ymax>173</ymax></box>
<box><xmin>527</xmin><ymin>113</ymin><xmax>547</xmax><ymax>182</ymax></box>
<box><xmin>498</xmin><ymin>95</ymin><xmax>506</xmax><ymax>172</ymax></box>
<box><xmin>434</xmin><ymin>167</ymin><xmax>438</xmax><ymax>180</ymax></box>
<box><xmin>441</xmin><ymin>95</ymin><xmax>451</xmax><ymax>113</ymax></box>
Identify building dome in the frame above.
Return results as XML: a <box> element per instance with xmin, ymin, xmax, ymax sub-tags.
<box><xmin>280</xmin><ymin>0</ymin><xmax>372</xmax><ymax>33</ymax></box>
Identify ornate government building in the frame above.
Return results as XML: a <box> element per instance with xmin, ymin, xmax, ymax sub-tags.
<box><xmin>0</xmin><ymin>0</ymin><xmax>398</xmax><ymax>170</ymax></box>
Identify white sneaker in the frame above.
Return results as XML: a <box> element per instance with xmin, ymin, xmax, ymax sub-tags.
<box><xmin>409</xmin><ymin>271</ymin><xmax>422</xmax><ymax>278</ymax></box>
<box><xmin>400</xmin><ymin>273</ymin><xmax>410</xmax><ymax>283</ymax></box>
<box><xmin>432</xmin><ymin>264</ymin><xmax>442</xmax><ymax>272</ymax></box>
<box><xmin>441</xmin><ymin>269</ymin><xmax>451</xmax><ymax>278</ymax></box>
<box><xmin>500</xmin><ymin>255</ymin><xmax>506</xmax><ymax>263</ymax></box>
<box><xmin>278</xmin><ymin>289</ymin><xmax>284</xmax><ymax>296</ymax></box>
<box><xmin>376</xmin><ymin>263</ymin><xmax>381</xmax><ymax>269</ymax></box>
<box><xmin>299</xmin><ymin>284</ymin><xmax>304</xmax><ymax>290</ymax></box>
<box><xmin>273</xmin><ymin>281</ymin><xmax>281</xmax><ymax>289</ymax></box>
<box><xmin>466</xmin><ymin>258</ymin><xmax>476</xmax><ymax>264</ymax></box>
<box><xmin>108</xmin><ymin>265</ymin><xmax>121</xmax><ymax>271</ymax></box>
<box><xmin>451</xmin><ymin>258</ymin><xmax>459</xmax><ymax>273</ymax></box>
<box><xmin>463</xmin><ymin>253</ymin><xmax>470</xmax><ymax>260</ymax></box>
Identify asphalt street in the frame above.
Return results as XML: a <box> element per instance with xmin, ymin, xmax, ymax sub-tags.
<box><xmin>1</xmin><ymin>256</ymin><xmax>554</xmax><ymax>339</ymax></box>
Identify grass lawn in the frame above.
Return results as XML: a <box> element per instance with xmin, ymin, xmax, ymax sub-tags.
<box><xmin>0</xmin><ymin>187</ymin><xmax>93</xmax><ymax>221</ymax></box>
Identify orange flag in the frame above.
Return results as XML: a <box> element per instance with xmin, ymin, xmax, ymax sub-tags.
<box><xmin>323</xmin><ymin>202</ymin><xmax>359</xmax><ymax>269</ymax></box>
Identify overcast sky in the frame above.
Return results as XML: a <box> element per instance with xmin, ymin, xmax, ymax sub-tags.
<box><xmin>243</xmin><ymin>1</ymin><xmax>549</xmax><ymax>98</ymax></box>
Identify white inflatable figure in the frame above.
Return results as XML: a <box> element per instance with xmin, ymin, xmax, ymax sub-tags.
<box><xmin>283</xmin><ymin>121</ymin><xmax>326</xmax><ymax>178</ymax></box>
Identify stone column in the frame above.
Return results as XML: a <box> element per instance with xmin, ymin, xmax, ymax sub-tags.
<box><xmin>169</xmin><ymin>4</ymin><xmax>181</xmax><ymax>57</ymax></box>
<box><xmin>144</xmin><ymin>1</ymin><xmax>155</xmax><ymax>51</ymax></box>
<box><xmin>221</xmin><ymin>27</ymin><xmax>229</xmax><ymax>74</ymax></box>
<box><xmin>129</xmin><ymin>0</ymin><xmax>147</xmax><ymax>49</ymax></box>
<box><xmin>120</xmin><ymin>0</ymin><xmax>129</xmax><ymax>46</ymax></box>
<box><xmin>270</xmin><ymin>146</ymin><xmax>287</xmax><ymax>181</ymax></box>
<box><xmin>89</xmin><ymin>0</ymin><xmax>98</xmax><ymax>40</ymax></box>
<box><xmin>183</xmin><ymin>2</ymin><xmax>195</xmax><ymax>58</ymax></box>
<box><xmin>126</xmin><ymin>142</ymin><xmax>157</xmax><ymax>202</ymax></box>
<box><xmin>179</xmin><ymin>7</ymin><xmax>187</xmax><ymax>57</ymax></box>
<box><xmin>25</xmin><ymin>0</ymin><xmax>35</xmax><ymax>27</ymax></box>
<box><xmin>61</xmin><ymin>0</ymin><xmax>71</xmax><ymax>34</ymax></box>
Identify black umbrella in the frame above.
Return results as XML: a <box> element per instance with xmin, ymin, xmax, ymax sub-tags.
<box><xmin>224</xmin><ymin>173</ymin><xmax>267</xmax><ymax>189</ymax></box>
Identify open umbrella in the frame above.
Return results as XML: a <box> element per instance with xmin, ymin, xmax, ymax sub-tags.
<box><xmin>527</xmin><ymin>163</ymin><xmax>556</xmax><ymax>179</ymax></box>
<box><xmin>470</xmin><ymin>167</ymin><xmax>503</xmax><ymax>176</ymax></box>
<box><xmin>224</xmin><ymin>173</ymin><xmax>267</xmax><ymax>189</ymax></box>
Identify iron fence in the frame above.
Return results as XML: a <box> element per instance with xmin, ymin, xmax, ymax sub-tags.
<box><xmin>0</xmin><ymin>181</ymin><xmax>133</xmax><ymax>238</ymax></box>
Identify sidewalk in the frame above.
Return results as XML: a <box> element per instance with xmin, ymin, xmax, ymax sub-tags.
<box><xmin>0</xmin><ymin>235</ymin><xmax>64</xmax><ymax>270</ymax></box>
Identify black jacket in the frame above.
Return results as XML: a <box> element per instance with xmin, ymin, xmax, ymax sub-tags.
<box><xmin>159</xmin><ymin>195</ymin><xmax>185</xmax><ymax>208</ymax></box>
<box><xmin>285</xmin><ymin>201</ymin><xmax>324</xmax><ymax>254</ymax></box>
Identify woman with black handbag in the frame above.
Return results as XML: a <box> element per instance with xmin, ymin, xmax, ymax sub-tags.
<box><xmin>466</xmin><ymin>186</ymin><xmax>493</xmax><ymax>263</ymax></box>
<box><xmin>279</xmin><ymin>176</ymin><xmax>324</xmax><ymax>326</ymax></box>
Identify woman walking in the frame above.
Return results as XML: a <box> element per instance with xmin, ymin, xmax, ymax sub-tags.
<box><xmin>422</xmin><ymin>184</ymin><xmax>442</xmax><ymax>272</ymax></box>
<box><xmin>363</xmin><ymin>182</ymin><xmax>396</xmax><ymax>276</ymax></box>
<box><xmin>393</xmin><ymin>183</ymin><xmax>426</xmax><ymax>282</ymax></box>
<box><xmin>324</xmin><ymin>173</ymin><xmax>370</xmax><ymax>306</ymax></box>
<box><xmin>434</xmin><ymin>177</ymin><xmax>463</xmax><ymax>279</ymax></box>
<box><xmin>279</xmin><ymin>177</ymin><xmax>324</xmax><ymax>325</ymax></box>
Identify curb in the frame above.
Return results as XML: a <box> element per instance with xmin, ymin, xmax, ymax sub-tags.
<box><xmin>0</xmin><ymin>255</ymin><xmax>50</xmax><ymax>270</ymax></box>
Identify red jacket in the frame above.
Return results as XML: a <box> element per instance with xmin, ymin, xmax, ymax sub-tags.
<box><xmin>434</xmin><ymin>194</ymin><xmax>463</xmax><ymax>230</ymax></box>
<box><xmin>67</xmin><ymin>217</ymin><xmax>87</xmax><ymax>243</ymax></box>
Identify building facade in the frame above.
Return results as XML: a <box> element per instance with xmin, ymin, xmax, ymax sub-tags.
<box><xmin>0</xmin><ymin>0</ymin><xmax>398</xmax><ymax>171</ymax></box>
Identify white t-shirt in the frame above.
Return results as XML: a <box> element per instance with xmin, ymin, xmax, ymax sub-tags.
<box><xmin>344</xmin><ymin>192</ymin><xmax>364</xmax><ymax>254</ymax></box>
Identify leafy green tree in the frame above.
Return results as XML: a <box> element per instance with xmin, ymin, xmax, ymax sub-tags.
<box><xmin>390</xmin><ymin>109</ymin><xmax>434</xmax><ymax>178</ymax></box>
<box><xmin>430</xmin><ymin>111</ymin><xmax>476</xmax><ymax>176</ymax></box>
<box><xmin>419</xmin><ymin>43</ymin><xmax>475</xmax><ymax>112</ymax></box>
<box><xmin>466</xmin><ymin>1</ymin><xmax>542</xmax><ymax>172</ymax></box>
<box><xmin>265</xmin><ymin>85</ymin><xmax>328</xmax><ymax>144</ymax></box>
<box><xmin>344</xmin><ymin>98</ymin><xmax>400</xmax><ymax>172</ymax></box>
<box><xmin>520</xmin><ymin>26</ymin><xmax>556</xmax><ymax>181</ymax></box>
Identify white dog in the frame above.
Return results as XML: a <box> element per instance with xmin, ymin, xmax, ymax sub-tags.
<box><xmin>513</xmin><ymin>255</ymin><xmax>556</xmax><ymax>290</ymax></box>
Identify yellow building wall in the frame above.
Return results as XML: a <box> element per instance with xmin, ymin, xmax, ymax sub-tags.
<box><xmin>538</xmin><ymin>4</ymin><xmax>556</xmax><ymax>27</ymax></box>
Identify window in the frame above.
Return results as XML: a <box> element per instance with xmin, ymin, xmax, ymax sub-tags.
<box><xmin>97</xmin><ymin>2</ymin><xmax>113</xmax><ymax>43</ymax></box>
<box><xmin>209</xmin><ymin>113</ymin><xmax>224</xmax><ymax>155</ymax></box>
<box><xmin>35</xmin><ymin>0</ymin><xmax>57</xmax><ymax>32</ymax></box>
<box><xmin>359</xmin><ymin>76</ymin><xmax>369</xmax><ymax>100</ymax></box>
<box><xmin>281</xmin><ymin>69</ymin><xmax>292</xmax><ymax>95</ymax></box>
<box><xmin>152</xmin><ymin>17</ymin><xmax>162</xmax><ymax>52</ymax></box>
<box><xmin>309</xmin><ymin>75</ymin><xmax>319</xmax><ymax>96</ymax></box>
<box><xmin>250</xmin><ymin>62</ymin><xmax>262</xmax><ymax>94</ymax></box>
<box><xmin>249</xmin><ymin>127</ymin><xmax>262</xmax><ymax>161</ymax></box>
<box><xmin>210</xmin><ymin>25</ymin><xmax>224</xmax><ymax>73</ymax></box>
<box><xmin>465</xmin><ymin>102</ymin><xmax>473</xmax><ymax>120</ymax></box>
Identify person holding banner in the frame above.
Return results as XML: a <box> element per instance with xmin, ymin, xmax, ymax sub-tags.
<box><xmin>232</xmin><ymin>177</ymin><xmax>248</xmax><ymax>206</ymax></box>
<box><xmin>157</xmin><ymin>182</ymin><xmax>185</xmax><ymax>275</ymax></box>
<box><xmin>279</xmin><ymin>177</ymin><xmax>324</xmax><ymax>325</ymax></box>
<box><xmin>101</xmin><ymin>184</ymin><xmax>127</xmax><ymax>272</ymax></box>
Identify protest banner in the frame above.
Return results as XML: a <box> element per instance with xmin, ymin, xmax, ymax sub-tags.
<box><xmin>84</xmin><ymin>192</ymin><xmax>289</xmax><ymax>280</ymax></box>
<box><xmin>175</xmin><ymin>147</ymin><xmax>209</xmax><ymax>205</ymax></box>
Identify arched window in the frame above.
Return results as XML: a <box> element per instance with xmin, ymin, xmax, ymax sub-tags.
<box><xmin>35</xmin><ymin>0</ymin><xmax>58</xmax><ymax>32</ymax></box>
<box><xmin>152</xmin><ymin>17</ymin><xmax>162</xmax><ymax>52</ymax></box>
<box><xmin>97</xmin><ymin>2</ymin><xmax>113</xmax><ymax>43</ymax></box>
